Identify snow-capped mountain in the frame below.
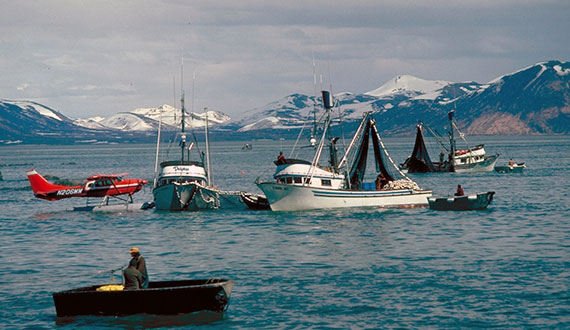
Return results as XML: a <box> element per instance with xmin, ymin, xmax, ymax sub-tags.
<box><xmin>365</xmin><ymin>74</ymin><xmax>452</xmax><ymax>100</ymax></box>
<box><xmin>0</xmin><ymin>99</ymin><xmax>83</xmax><ymax>143</ymax></box>
<box><xmin>76</xmin><ymin>104</ymin><xmax>232</xmax><ymax>131</ymax></box>
<box><xmin>1</xmin><ymin>60</ymin><xmax>568</xmax><ymax>144</ymax></box>
<box><xmin>230</xmin><ymin>60</ymin><xmax>570</xmax><ymax>135</ymax></box>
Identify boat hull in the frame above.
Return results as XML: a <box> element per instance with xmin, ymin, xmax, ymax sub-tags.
<box><xmin>241</xmin><ymin>192</ymin><xmax>271</xmax><ymax>210</ymax></box>
<box><xmin>428</xmin><ymin>191</ymin><xmax>495</xmax><ymax>211</ymax></box>
<box><xmin>53</xmin><ymin>279</ymin><xmax>234</xmax><ymax>317</ymax></box>
<box><xmin>258</xmin><ymin>182</ymin><xmax>431</xmax><ymax>211</ymax></box>
<box><xmin>454</xmin><ymin>155</ymin><xmax>499</xmax><ymax>173</ymax></box>
<box><xmin>154</xmin><ymin>183</ymin><xmax>257</xmax><ymax>211</ymax></box>
<box><xmin>153</xmin><ymin>183</ymin><xmax>199</xmax><ymax>211</ymax></box>
<box><xmin>494</xmin><ymin>163</ymin><xmax>526</xmax><ymax>173</ymax></box>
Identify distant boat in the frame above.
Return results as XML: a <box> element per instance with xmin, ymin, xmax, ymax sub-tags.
<box><xmin>257</xmin><ymin>90</ymin><xmax>431</xmax><ymax>211</ymax></box>
<box><xmin>52</xmin><ymin>279</ymin><xmax>234</xmax><ymax>317</ymax></box>
<box><xmin>428</xmin><ymin>191</ymin><xmax>495</xmax><ymax>211</ymax></box>
<box><xmin>495</xmin><ymin>162</ymin><xmax>526</xmax><ymax>173</ymax></box>
<box><xmin>401</xmin><ymin>111</ymin><xmax>499</xmax><ymax>173</ymax></box>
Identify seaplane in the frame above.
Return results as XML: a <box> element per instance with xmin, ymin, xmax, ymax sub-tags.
<box><xmin>26</xmin><ymin>169</ymin><xmax>149</xmax><ymax>211</ymax></box>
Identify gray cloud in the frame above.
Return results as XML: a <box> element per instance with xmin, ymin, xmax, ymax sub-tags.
<box><xmin>1</xmin><ymin>0</ymin><xmax>568</xmax><ymax>119</ymax></box>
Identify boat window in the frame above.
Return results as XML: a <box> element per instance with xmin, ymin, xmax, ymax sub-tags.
<box><xmin>321</xmin><ymin>179</ymin><xmax>331</xmax><ymax>186</ymax></box>
<box><xmin>304</xmin><ymin>178</ymin><xmax>311</xmax><ymax>184</ymax></box>
<box><xmin>294</xmin><ymin>177</ymin><xmax>302</xmax><ymax>184</ymax></box>
<box><xmin>286</xmin><ymin>177</ymin><xmax>293</xmax><ymax>184</ymax></box>
<box><xmin>277</xmin><ymin>178</ymin><xmax>285</xmax><ymax>183</ymax></box>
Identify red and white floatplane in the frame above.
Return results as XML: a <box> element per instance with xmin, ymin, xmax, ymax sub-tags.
<box><xmin>26</xmin><ymin>169</ymin><xmax>148</xmax><ymax>211</ymax></box>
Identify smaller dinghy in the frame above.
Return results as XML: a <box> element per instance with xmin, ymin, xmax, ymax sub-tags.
<box><xmin>428</xmin><ymin>191</ymin><xmax>495</xmax><ymax>211</ymax></box>
<box><xmin>240</xmin><ymin>192</ymin><xmax>270</xmax><ymax>210</ymax></box>
<box><xmin>53</xmin><ymin>279</ymin><xmax>233</xmax><ymax>317</ymax></box>
<box><xmin>495</xmin><ymin>162</ymin><xmax>526</xmax><ymax>173</ymax></box>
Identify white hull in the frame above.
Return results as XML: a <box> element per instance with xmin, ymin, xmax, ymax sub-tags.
<box><xmin>258</xmin><ymin>182</ymin><xmax>431</xmax><ymax>211</ymax></box>
<box><xmin>454</xmin><ymin>155</ymin><xmax>498</xmax><ymax>173</ymax></box>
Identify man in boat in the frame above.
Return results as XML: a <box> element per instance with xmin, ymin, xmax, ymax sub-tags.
<box><xmin>455</xmin><ymin>184</ymin><xmax>464</xmax><ymax>196</ymax></box>
<box><xmin>123</xmin><ymin>259</ymin><xmax>144</xmax><ymax>290</ymax></box>
<box><xmin>509</xmin><ymin>158</ymin><xmax>515</xmax><ymax>168</ymax></box>
<box><xmin>276</xmin><ymin>152</ymin><xmax>286</xmax><ymax>165</ymax></box>
<box><xmin>130</xmin><ymin>247</ymin><xmax>149</xmax><ymax>289</ymax></box>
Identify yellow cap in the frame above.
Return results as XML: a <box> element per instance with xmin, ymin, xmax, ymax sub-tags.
<box><xmin>129</xmin><ymin>247</ymin><xmax>139</xmax><ymax>253</ymax></box>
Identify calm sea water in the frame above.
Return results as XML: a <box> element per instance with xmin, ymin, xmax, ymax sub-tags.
<box><xmin>0</xmin><ymin>136</ymin><xmax>569</xmax><ymax>329</ymax></box>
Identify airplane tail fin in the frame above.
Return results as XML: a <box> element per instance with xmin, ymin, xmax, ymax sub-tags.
<box><xmin>26</xmin><ymin>169</ymin><xmax>64</xmax><ymax>198</ymax></box>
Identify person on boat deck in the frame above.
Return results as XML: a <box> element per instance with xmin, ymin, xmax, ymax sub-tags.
<box><xmin>123</xmin><ymin>259</ymin><xmax>143</xmax><ymax>290</ymax></box>
<box><xmin>455</xmin><ymin>184</ymin><xmax>464</xmax><ymax>196</ymax></box>
<box><xmin>375</xmin><ymin>173</ymin><xmax>388</xmax><ymax>190</ymax></box>
<box><xmin>129</xmin><ymin>247</ymin><xmax>149</xmax><ymax>289</ymax></box>
<box><xmin>509</xmin><ymin>158</ymin><xmax>515</xmax><ymax>167</ymax></box>
<box><xmin>276</xmin><ymin>151</ymin><xmax>286</xmax><ymax>165</ymax></box>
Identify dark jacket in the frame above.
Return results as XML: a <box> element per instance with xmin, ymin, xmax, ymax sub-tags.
<box><xmin>131</xmin><ymin>255</ymin><xmax>149</xmax><ymax>289</ymax></box>
<box><xmin>123</xmin><ymin>262</ymin><xmax>143</xmax><ymax>290</ymax></box>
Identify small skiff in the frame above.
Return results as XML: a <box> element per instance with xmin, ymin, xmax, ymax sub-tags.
<box><xmin>494</xmin><ymin>163</ymin><xmax>526</xmax><ymax>173</ymax></box>
<box><xmin>53</xmin><ymin>279</ymin><xmax>234</xmax><ymax>317</ymax></box>
<box><xmin>428</xmin><ymin>191</ymin><xmax>495</xmax><ymax>211</ymax></box>
<box><xmin>240</xmin><ymin>192</ymin><xmax>270</xmax><ymax>210</ymax></box>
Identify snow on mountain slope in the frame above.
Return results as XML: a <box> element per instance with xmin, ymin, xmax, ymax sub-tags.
<box><xmin>238</xmin><ymin>117</ymin><xmax>282</xmax><ymax>131</ymax></box>
<box><xmin>98</xmin><ymin>113</ymin><xmax>155</xmax><ymax>131</ymax></box>
<box><xmin>365</xmin><ymin>75</ymin><xmax>451</xmax><ymax>99</ymax></box>
<box><xmin>130</xmin><ymin>104</ymin><xmax>231</xmax><ymax>129</ymax></box>
<box><xmin>1</xmin><ymin>99</ymin><xmax>68</xmax><ymax>122</ymax></box>
<box><xmin>74</xmin><ymin>117</ymin><xmax>107</xmax><ymax>129</ymax></box>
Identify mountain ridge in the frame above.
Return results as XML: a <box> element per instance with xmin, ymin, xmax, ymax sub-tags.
<box><xmin>1</xmin><ymin>60</ymin><xmax>568</xmax><ymax>144</ymax></box>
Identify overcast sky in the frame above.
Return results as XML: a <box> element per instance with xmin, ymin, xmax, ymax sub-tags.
<box><xmin>1</xmin><ymin>0</ymin><xmax>568</xmax><ymax>119</ymax></box>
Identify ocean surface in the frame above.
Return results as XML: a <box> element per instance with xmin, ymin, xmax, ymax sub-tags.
<box><xmin>0</xmin><ymin>135</ymin><xmax>569</xmax><ymax>329</ymax></box>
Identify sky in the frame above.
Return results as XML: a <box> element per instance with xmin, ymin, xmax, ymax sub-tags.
<box><xmin>1</xmin><ymin>0</ymin><xmax>569</xmax><ymax>120</ymax></box>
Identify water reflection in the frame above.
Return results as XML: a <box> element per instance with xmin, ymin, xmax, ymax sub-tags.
<box><xmin>55</xmin><ymin>311</ymin><xmax>225</xmax><ymax>328</ymax></box>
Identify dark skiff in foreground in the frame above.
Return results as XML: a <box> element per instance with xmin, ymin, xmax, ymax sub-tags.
<box><xmin>428</xmin><ymin>191</ymin><xmax>495</xmax><ymax>211</ymax></box>
<box><xmin>53</xmin><ymin>279</ymin><xmax>234</xmax><ymax>317</ymax></box>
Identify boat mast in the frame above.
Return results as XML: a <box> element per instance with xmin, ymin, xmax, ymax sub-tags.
<box><xmin>448</xmin><ymin>110</ymin><xmax>455</xmax><ymax>171</ymax></box>
<box><xmin>311</xmin><ymin>56</ymin><xmax>319</xmax><ymax>146</ymax></box>
<box><xmin>180</xmin><ymin>61</ymin><xmax>187</xmax><ymax>162</ymax></box>
<box><xmin>204</xmin><ymin>107</ymin><xmax>212</xmax><ymax>185</ymax></box>
<box><xmin>152</xmin><ymin>106</ymin><xmax>163</xmax><ymax>189</ymax></box>
<box><xmin>306</xmin><ymin>91</ymin><xmax>333</xmax><ymax>183</ymax></box>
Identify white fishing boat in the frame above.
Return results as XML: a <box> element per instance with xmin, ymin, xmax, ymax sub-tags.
<box><xmin>152</xmin><ymin>70</ymin><xmax>266</xmax><ymax>211</ymax></box>
<box><xmin>257</xmin><ymin>91</ymin><xmax>432</xmax><ymax>211</ymax></box>
<box><xmin>400</xmin><ymin>111</ymin><xmax>499</xmax><ymax>173</ymax></box>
